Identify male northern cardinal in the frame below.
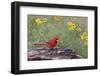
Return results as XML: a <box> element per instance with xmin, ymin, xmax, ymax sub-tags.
<box><xmin>33</xmin><ymin>36</ymin><xmax>59</xmax><ymax>49</ymax></box>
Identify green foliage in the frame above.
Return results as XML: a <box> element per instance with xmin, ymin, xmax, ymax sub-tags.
<box><xmin>28</xmin><ymin>15</ymin><xmax>88</xmax><ymax>58</ymax></box>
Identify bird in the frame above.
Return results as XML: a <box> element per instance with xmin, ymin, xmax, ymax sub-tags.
<box><xmin>33</xmin><ymin>36</ymin><xmax>59</xmax><ymax>49</ymax></box>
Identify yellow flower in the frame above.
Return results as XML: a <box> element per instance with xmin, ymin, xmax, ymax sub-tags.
<box><xmin>67</xmin><ymin>21</ymin><xmax>76</xmax><ymax>30</ymax></box>
<box><xmin>80</xmin><ymin>32</ymin><xmax>88</xmax><ymax>41</ymax></box>
<box><xmin>80</xmin><ymin>32</ymin><xmax>88</xmax><ymax>46</ymax></box>
<box><xmin>75</xmin><ymin>27</ymin><xmax>82</xmax><ymax>32</ymax></box>
<box><xmin>35</xmin><ymin>18</ymin><xmax>42</xmax><ymax>26</ymax></box>
<box><xmin>42</xmin><ymin>18</ymin><xmax>48</xmax><ymax>23</ymax></box>
<box><xmin>53</xmin><ymin>16</ymin><xmax>61</xmax><ymax>21</ymax></box>
<box><xmin>67</xmin><ymin>21</ymin><xmax>73</xmax><ymax>25</ymax></box>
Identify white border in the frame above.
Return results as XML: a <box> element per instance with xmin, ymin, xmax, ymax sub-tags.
<box><xmin>20</xmin><ymin>6</ymin><xmax>95</xmax><ymax>70</ymax></box>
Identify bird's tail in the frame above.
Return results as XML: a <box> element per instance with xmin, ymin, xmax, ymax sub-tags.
<box><xmin>33</xmin><ymin>42</ymin><xmax>47</xmax><ymax>46</ymax></box>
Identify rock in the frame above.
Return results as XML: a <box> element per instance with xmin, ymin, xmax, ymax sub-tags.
<box><xmin>28</xmin><ymin>47</ymin><xmax>81</xmax><ymax>61</ymax></box>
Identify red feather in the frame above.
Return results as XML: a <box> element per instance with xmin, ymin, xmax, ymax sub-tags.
<box><xmin>46</xmin><ymin>37</ymin><xmax>59</xmax><ymax>49</ymax></box>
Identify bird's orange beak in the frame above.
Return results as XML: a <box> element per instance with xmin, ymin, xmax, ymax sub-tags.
<box><xmin>56</xmin><ymin>39</ymin><xmax>59</xmax><ymax>42</ymax></box>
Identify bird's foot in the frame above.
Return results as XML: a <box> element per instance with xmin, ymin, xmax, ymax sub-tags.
<box><xmin>48</xmin><ymin>48</ymin><xmax>54</xmax><ymax>53</ymax></box>
<box><xmin>50</xmin><ymin>48</ymin><xmax>54</xmax><ymax>50</ymax></box>
<box><xmin>48</xmin><ymin>48</ymin><xmax>58</xmax><ymax>54</ymax></box>
<box><xmin>54</xmin><ymin>48</ymin><xmax>58</xmax><ymax>50</ymax></box>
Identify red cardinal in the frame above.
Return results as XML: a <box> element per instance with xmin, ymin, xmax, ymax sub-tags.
<box><xmin>33</xmin><ymin>36</ymin><xmax>59</xmax><ymax>49</ymax></box>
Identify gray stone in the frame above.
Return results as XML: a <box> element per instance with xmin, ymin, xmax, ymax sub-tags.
<box><xmin>28</xmin><ymin>47</ymin><xmax>82</xmax><ymax>61</ymax></box>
